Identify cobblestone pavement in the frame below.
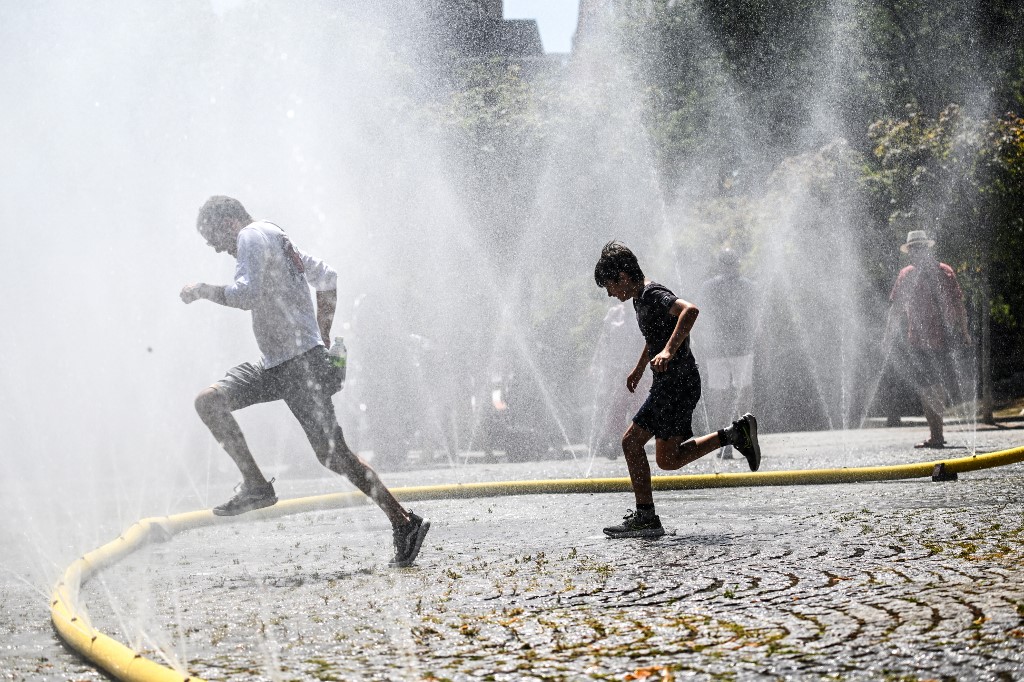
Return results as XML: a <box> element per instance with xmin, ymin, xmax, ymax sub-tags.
<box><xmin>4</xmin><ymin>423</ymin><xmax>1024</xmax><ymax>681</ymax></box>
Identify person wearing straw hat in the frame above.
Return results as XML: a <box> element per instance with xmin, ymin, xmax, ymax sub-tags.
<box><xmin>886</xmin><ymin>229</ymin><xmax>972</xmax><ymax>449</ymax></box>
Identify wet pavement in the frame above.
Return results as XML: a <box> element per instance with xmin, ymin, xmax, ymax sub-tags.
<box><xmin>4</xmin><ymin>421</ymin><xmax>1024</xmax><ymax>681</ymax></box>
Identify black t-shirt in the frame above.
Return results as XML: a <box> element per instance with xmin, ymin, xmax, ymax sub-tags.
<box><xmin>633</xmin><ymin>282</ymin><xmax>697</xmax><ymax>376</ymax></box>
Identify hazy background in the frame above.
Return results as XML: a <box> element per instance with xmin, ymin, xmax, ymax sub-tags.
<box><xmin>2</xmin><ymin>4</ymin><xmax>1023</xmax><ymax>660</ymax></box>
<box><xmin>0</xmin><ymin>1</ymin><xmax>593</xmax><ymax>585</ymax></box>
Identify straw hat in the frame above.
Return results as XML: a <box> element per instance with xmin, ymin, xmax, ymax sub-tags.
<box><xmin>900</xmin><ymin>230</ymin><xmax>935</xmax><ymax>253</ymax></box>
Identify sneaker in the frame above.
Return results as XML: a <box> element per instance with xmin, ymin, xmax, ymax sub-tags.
<box><xmin>719</xmin><ymin>444</ymin><xmax>735</xmax><ymax>459</ymax></box>
<box><xmin>732</xmin><ymin>413</ymin><xmax>761</xmax><ymax>472</ymax></box>
<box><xmin>389</xmin><ymin>512</ymin><xmax>430</xmax><ymax>567</ymax></box>
<box><xmin>212</xmin><ymin>478</ymin><xmax>277</xmax><ymax>516</ymax></box>
<box><xmin>603</xmin><ymin>509</ymin><xmax>664</xmax><ymax>539</ymax></box>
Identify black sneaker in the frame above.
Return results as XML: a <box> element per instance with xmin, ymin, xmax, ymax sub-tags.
<box><xmin>732</xmin><ymin>413</ymin><xmax>760</xmax><ymax>472</ymax></box>
<box><xmin>389</xmin><ymin>512</ymin><xmax>430</xmax><ymax>567</ymax></box>
<box><xmin>212</xmin><ymin>478</ymin><xmax>277</xmax><ymax>516</ymax></box>
<box><xmin>603</xmin><ymin>509</ymin><xmax>664</xmax><ymax>539</ymax></box>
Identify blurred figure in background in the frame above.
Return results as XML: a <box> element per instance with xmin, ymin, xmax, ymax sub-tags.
<box><xmin>696</xmin><ymin>247</ymin><xmax>759</xmax><ymax>459</ymax></box>
<box><xmin>886</xmin><ymin>230</ymin><xmax>971</xmax><ymax>449</ymax></box>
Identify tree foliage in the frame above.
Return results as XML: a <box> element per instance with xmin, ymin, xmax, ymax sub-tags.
<box><xmin>413</xmin><ymin>1</ymin><xmax>1024</xmax><ymax>386</ymax></box>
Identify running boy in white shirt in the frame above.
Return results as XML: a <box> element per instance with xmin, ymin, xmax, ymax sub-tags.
<box><xmin>180</xmin><ymin>196</ymin><xmax>429</xmax><ymax>567</ymax></box>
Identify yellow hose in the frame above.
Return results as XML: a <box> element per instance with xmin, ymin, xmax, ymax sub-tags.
<box><xmin>51</xmin><ymin>444</ymin><xmax>1024</xmax><ymax>682</ymax></box>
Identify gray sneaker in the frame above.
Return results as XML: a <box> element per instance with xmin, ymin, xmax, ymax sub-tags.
<box><xmin>389</xmin><ymin>512</ymin><xmax>430</xmax><ymax>567</ymax></box>
<box><xmin>212</xmin><ymin>478</ymin><xmax>277</xmax><ymax>516</ymax></box>
<box><xmin>732</xmin><ymin>414</ymin><xmax>760</xmax><ymax>472</ymax></box>
<box><xmin>603</xmin><ymin>509</ymin><xmax>664</xmax><ymax>538</ymax></box>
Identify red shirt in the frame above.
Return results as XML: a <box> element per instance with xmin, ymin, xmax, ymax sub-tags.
<box><xmin>890</xmin><ymin>262</ymin><xmax>966</xmax><ymax>351</ymax></box>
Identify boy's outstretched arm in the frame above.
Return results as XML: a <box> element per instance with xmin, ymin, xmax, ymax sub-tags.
<box><xmin>180</xmin><ymin>283</ymin><xmax>228</xmax><ymax>306</ymax></box>
<box><xmin>627</xmin><ymin>345</ymin><xmax>650</xmax><ymax>393</ymax></box>
<box><xmin>651</xmin><ymin>299</ymin><xmax>699</xmax><ymax>373</ymax></box>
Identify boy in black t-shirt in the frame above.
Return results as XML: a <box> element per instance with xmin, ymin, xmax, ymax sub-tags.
<box><xmin>594</xmin><ymin>241</ymin><xmax>761</xmax><ymax>538</ymax></box>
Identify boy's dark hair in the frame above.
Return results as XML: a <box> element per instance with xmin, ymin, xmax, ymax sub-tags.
<box><xmin>594</xmin><ymin>240</ymin><xmax>644</xmax><ymax>286</ymax></box>
<box><xmin>196</xmin><ymin>196</ymin><xmax>253</xmax><ymax>236</ymax></box>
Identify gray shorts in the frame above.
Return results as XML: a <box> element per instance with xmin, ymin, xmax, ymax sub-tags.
<box><xmin>213</xmin><ymin>346</ymin><xmax>344</xmax><ymax>459</ymax></box>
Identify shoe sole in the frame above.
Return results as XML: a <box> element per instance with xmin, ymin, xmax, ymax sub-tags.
<box><xmin>212</xmin><ymin>495</ymin><xmax>278</xmax><ymax>517</ymax></box>
<box><xmin>389</xmin><ymin>519</ymin><xmax>431</xmax><ymax>568</ymax></box>
<box><xmin>603</xmin><ymin>528</ymin><xmax>665</xmax><ymax>539</ymax></box>
<box><xmin>741</xmin><ymin>414</ymin><xmax>760</xmax><ymax>472</ymax></box>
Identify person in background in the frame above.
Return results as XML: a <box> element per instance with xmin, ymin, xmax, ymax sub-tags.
<box><xmin>593</xmin><ymin>241</ymin><xmax>761</xmax><ymax>538</ymax></box>
<box><xmin>696</xmin><ymin>248</ymin><xmax>758</xmax><ymax>459</ymax></box>
<box><xmin>180</xmin><ymin>195</ymin><xmax>430</xmax><ymax>567</ymax></box>
<box><xmin>886</xmin><ymin>230</ymin><xmax>971</xmax><ymax>449</ymax></box>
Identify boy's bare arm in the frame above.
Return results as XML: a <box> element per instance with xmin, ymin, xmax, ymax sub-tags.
<box><xmin>651</xmin><ymin>299</ymin><xmax>699</xmax><ymax>372</ymax></box>
<box><xmin>180</xmin><ymin>283</ymin><xmax>227</xmax><ymax>306</ymax></box>
<box><xmin>627</xmin><ymin>345</ymin><xmax>650</xmax><ymax>393</ymax></box>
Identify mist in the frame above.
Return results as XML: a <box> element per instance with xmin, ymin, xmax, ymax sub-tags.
<box><xmin>0</xmin><ymin>0</ymin><xmax>1010</xmax><ymax>677</ymax></box>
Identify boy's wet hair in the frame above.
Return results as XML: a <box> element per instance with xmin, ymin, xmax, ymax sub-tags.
<box><xmin>197</xmin><ymin>196</ymin><xmax>253</xmax><ymax>237</ymax></box>
<box><xmin>594</xmin><ymin>240</ymin><xmax>644</xmax><ymax>286</ymax></box>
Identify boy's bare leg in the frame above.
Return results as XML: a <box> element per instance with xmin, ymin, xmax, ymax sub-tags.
<box><xmin>604</xmin><ymin>422</ymin><xmax>664</xmax><ymax>539</ymax></box>
<box><xmin>709</xmin><ymin>388</ymin><xmax>735</xmax><ymax>457</ymax></box>
<box><xmin>621</xmin><ymin>422</ymin><xmax>655</xmax><ymax>506</ymax></box>
<box><xmin>657</xmin><ymin>432</ymin><xmax>723</xmax><ymax>471</ymax></box>
<box><xmin>294</xmin><ymin>393</ymin><xmax>426</xmax><ymax>567</ymax></box>
<box><xmin>194</xmin><ymin>387</ymin><xmax>269</xmax><ymax>487</ymax></box>
<box><xmin>319</xmin><ymin>427</ymin><xmax>411</xmax><ymax>527</ymax></box>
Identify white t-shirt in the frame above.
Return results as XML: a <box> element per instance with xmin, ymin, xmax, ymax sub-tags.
<box><xmin>223</xmin><ymin>221</ymin><xmax>337</xmax><ymax>368</ymax></box>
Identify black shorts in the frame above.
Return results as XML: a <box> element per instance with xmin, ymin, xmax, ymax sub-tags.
<box><xmin>633</xmin><ymin>368</ymin><xmax>702</xmax><ymax>440</ymax></box>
